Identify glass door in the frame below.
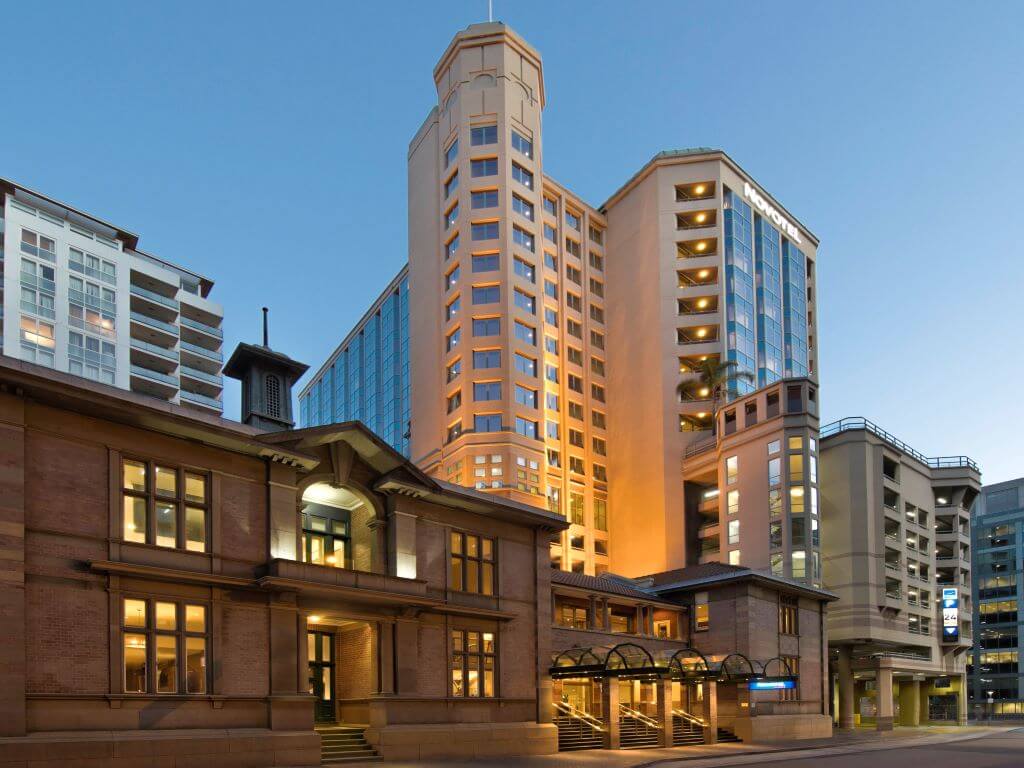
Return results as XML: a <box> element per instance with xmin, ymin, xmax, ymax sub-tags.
<box><xmin>308</xmin><ymin>630</ymin><xmax>334</xmax><ymax>722</ymax></box>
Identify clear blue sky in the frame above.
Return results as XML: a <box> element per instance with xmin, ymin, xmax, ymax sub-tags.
<box><xmin>3</xmin><ymin>1</ymin><xmax>1021</xmax><ymax>483</ymax></box>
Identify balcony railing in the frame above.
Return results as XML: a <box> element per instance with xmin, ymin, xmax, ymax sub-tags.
<box><xmin>180</xmin><ymin>390</ymin><xmax>223</xmax><ymax>410</ymax></box>
<box><xmin>69</xmin><ymin>260</ymin><xmax>116</xmax><ymax>285</ymax></box>
<box><xmin>21</xmin><ymin>241</ymin><xmax>56</xmax><ymax>262</ymax></box>
<box><xmin>130</xmin><ymin>338</ymin><xmax>178</xmax><ymax>362</ymax></box>
<box><xmin>70</xmin><ymin>345</ymin><xmax>116</xmax><ymax>369</ymax></box>
<box><xmin>180</xmin><ymin>365</ymin><xmax>222</xmax><ymax>386</ymax></box>
<box><xmin>130</xmin><ymin>283</ymin><xmax>179</xmax><ymax>310</ymax></box>
<box><xmin>180</xmin><ymin>315</ymin><xmax>224</xmax><ymax>339</ymax></box>
<box><xmin>180</xmin><ymin>341</ymin><xmax>223</xmax><ymax>362</ymax></box>
<box><xmin>820</xmin><ymin>417</ymin><xmax>979</xmax><ymax>472</ymax></box>
<box><xmin>20</xmin><ymin>272</ymin><xmax>56</xmax><ymax>294</ymax></box>
<box><xmin>20</xmin><ymin>300</ymin><xmax>56</xmax><ymax>320</ymax></box>
<box><xmin>130</xmin><ymin>311</ymin><xmax>179</xmax><ymax>336</ymax></box>
<box><xmin>70</xmin><ymin>288</ymin><xmax>117</xmax><ymax>315</ymax></box>
<box><xmin>130</xmin><ymin>364</ymin><xmax>178</xmax><ymax>387</ymax></box>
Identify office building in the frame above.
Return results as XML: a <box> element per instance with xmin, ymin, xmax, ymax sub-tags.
<box><xmin>968</xmin><ymin>477</ymin><xmax>1024</xmax><ymax>718</ymax></box>
<box><xmin>299</xmin><ymin>23</ymin><xmax>818</xmax><ymax>581</ymax></box>
<box><xmin>820</xmin><ymin>418</ymin><xmax>979</xmax><ymax>729</ymax></box>
<box><xmin>0</xmin><ymin>177</ymin><xmax>225</xmax><ymax>413</ymax></box>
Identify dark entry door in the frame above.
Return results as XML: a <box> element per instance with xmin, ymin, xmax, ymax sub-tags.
<box><xmin>928</xmin><ymin>694</ymin><xmax>957</xmax><ymax>721</ymax></box>
<box><xmin>308</xmin><ymin>631</ymin><xmax>334</xmax><ymax>722</ymax></box>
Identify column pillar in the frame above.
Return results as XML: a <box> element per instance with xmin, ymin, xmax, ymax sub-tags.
<box><xmin>602</xmin><ymin>678</ymin><xmax>620</xmax><ymax>749</ymax></box>
<box><xmin>0</xmin><ymin>398</ymin><xmax>26</xmax><ymax>736</ymax></box>
<box><xmin>876</xmin><ymin>666</ymin><xmax>894</xmax><ymax>731</ymax></box>
<box><xmin>387</xmin><ymin>507</ymin><xmax>418</xmax><ymax>579</ymax></box>
<box><xmin>602</xmin><ymin>598</ymin><xmax>611</xmax><ymax>631</ymax></box>
<box><xmin>898</xmin><ymin>679</ymin><xmax>920</xmax><ymax>726</ymax></box>
<box><xmin>957</xmin><ymin>673</ymin><xmax>968</xmax><ymax>725</ymax></box>
<box><xmin>376</xmin><ymin>620</ymin><xmax>395</xmax><ymax>695</ymax></box>
<box><xmin>393</xmin><ymin>614</ymin><xmax>419</xmax><ymax>695</ymax></box>
<box><xmin>657</xmin><ymin>677</ymin><xmax>674</xmax><ymax>747</ymax></box>
<box><xmin>836</xmin><ymin>646</ymin><xmax>855</xmax><ymax>729</ymax></box>
<box><xmin>588</xmin><ymin>595</ymin><xmax>598</xmax><ymax>630</ymax></box>
<box><xmin>367</xmin><ymin>518</ymin><xmax>388</xmax><ymax>575</ymax></box>
<box><xmin>702</xmin><ymin>679</ymin><xmax>718</xmax><ymax>744</ymax></box>
<box><xmin>635</xmin><ymin>605</ymin><xmax>644</xmax><ymax>636</ymax></box>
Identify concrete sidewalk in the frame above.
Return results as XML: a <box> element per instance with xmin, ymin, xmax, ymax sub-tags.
<box><xmin>329</xmin><ymin>726</ymin><xmax>1009</xmax><ymax>768</ymax></box>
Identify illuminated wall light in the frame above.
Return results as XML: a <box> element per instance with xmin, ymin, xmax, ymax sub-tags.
<box><xmin>697</xmin><ymin>269</ymin><xmax>710</xmax><ymax>279</ymax></box>
<box><xmin>308</xmin><ymin>615</ymin><xmax>321</xmax><ymax>624</ymax></box>
<box><xmin>699</xmin><ymin>388</ymin><xmax>710</xmax><ymax>397</ymax></box>
<box><xmin>696</xmin><ymin>298</ymin><xmax>709</xmax><ymax>309</ymax></box>
<box><xmin>696</xmin><ymin>412</ymin><xmax>708</xmax><ymax>418</ymax></box>
<box><xmin>696</xmin><ymin>213</ymin><xmax>707</xmax><ymax>223</ymax></box>
<box><xmin>696</xmin><ymin>241</ymin><xmax>707</xmax><ymax>252</ymax></box>
<box><xmin>694</xmin><ymin>184</ymin><xmax>706</xmax><ymax>195</ymax></box>
<box><xmin>695</xmin><ymin>328</ymin><xmax>707</xmax><ymax>338</ymax></box>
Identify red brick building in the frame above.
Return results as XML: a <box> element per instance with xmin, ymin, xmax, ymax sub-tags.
<box><xmin>0</xmin><ymin>352</ymin><xmax>566</xmax><ymax>764</ymax></box>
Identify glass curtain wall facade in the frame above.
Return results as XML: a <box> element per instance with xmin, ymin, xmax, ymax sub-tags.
<box><xmin>724</xmin><ymin>186</ymin><xmax>810</xmax><ymax>396</ymax></box>
<box><xmin>299</xmin><ymin>269</ymin><xmax>411</xmax><ymax>457</ymax></box>
<box><xmin>970</xmin><ymin>478</ymin><xmax>1024</xmax><ymax>717</ymax></box>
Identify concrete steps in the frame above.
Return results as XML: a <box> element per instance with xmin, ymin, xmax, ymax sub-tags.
<box><xmin>316</xmin><ymin>725</ymin><xmax>380</xmax><ymax>764</ymax></box>
<box><xmin>554</xmin><ymin>714</ymin><xmax>604</xmax><ymax>751</ymax></box>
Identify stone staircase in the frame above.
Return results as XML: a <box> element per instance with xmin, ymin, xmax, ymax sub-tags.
<box><xmin>672</xmin><ymin>714</ymin><xmax>705</xmax><ymax>746</ymax></box>
<box><xmin>717</xmin><ymin>726</ymin><xmax>742</xmax><ymax>743</ymax></box>
<box><xmin>618</xmin><ymin>714</ymin><xmax>660</xmax><ymax>748</ymax></box>
<box><xmin>316</xmin><ymin>725</ymin><xmax>380</xmax><ymax>764</ymax></box>
<box><xmin>554</xmin><ymin>711</ymin><xmax>604</xmax><ymax>751</ymax></box>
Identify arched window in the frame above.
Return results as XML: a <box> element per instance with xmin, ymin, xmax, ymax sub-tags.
<box><xmin>265</xmin><ymin>374</ymin><xmax>281</xmax><ymax>419</ymax></box>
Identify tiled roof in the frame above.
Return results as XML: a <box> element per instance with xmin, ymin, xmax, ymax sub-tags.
<box><xmin>644</xmin><ymin>563</ymin><xmax>749</xmax><ymax>587</ymax></box>
<box><xmin>551</xmin><ymin>569</ymin><xmax>663</xmax><ymax>602</ymax></box>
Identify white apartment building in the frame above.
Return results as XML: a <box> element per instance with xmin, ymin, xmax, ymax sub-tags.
<box><xmin>1</xmin><ymin>177</ymin><xmax>224</xmax><ymax>412</ymax></box>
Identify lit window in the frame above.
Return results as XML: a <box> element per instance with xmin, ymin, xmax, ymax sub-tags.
<box><xmin>727</xmin><ymin>490</ymin><xmax>739</xmax><ymax>515</ymax></box>
<box><xmin>694</xmin><ymin>592</ymin><xmax>709</xmax><ymax>631</ymax></box>
<box><xmin>726</xmin><ymin>456</ymin><xmax>738</xmax><ymax>484</ymax></box>
<box><xmin>511</xmin><ymin>130</ymin><xmax>533</xmax><ymax>158</ymax></box>
<box><xmin>123</xmin><ymin>598</ymin><xmax>207</xmax><ymax>694</ymax></box>
<box><xmin>728</xmin><ymin>550</ymin><xmax>741</xmax><ymax>565</ymax></box>
<box><xmin>791</xmin><ymin>550</ymin><xmax>807</xmax><ymax>579</ymax></box>
<box><xmin>122</xmin><ymin>460</ymin><xmax>208</xmax><ymax>552</ymax></box>
<box><xmin>450</xmin><ymin>531</ymin><xmax>495</xmax><ymax>595</ymax></box>
<box><xmin>450</xmin><ymin>629</ymin><xmax>496</xmax><ymax>697</ymax></box>
<box><xmin>728</xmin><ymin>519</ymin><xmax>740</xmax><ymax>544</ymax></box>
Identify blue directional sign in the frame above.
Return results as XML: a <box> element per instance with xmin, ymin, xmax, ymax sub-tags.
<box><xmin>942</xmin><ymin>587</ymin><xmax>959</xmax><ymax>642</ymax></box>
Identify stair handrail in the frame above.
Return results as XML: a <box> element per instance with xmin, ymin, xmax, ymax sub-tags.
<box><xmin>671</xmin><ymin>707</ymin><xmax>707</xmax><ymax>728</ymax></box>
<box><xmin>554</xmin><ymin>700</ymin><xmax>607</xmax><ymax>732</ymax></box>
<box><xmin>618</xmin><ymin>702</ymin><xmax>662</xmax><ymax>730</ymax></box>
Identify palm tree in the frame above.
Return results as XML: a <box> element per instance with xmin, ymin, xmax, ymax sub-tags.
<box><xmin>676</xmin><ymin>359</ymin><xmax>754</xmax><ymax>435</ymax></box>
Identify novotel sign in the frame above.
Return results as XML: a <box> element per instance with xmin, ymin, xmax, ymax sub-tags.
<box><xmin>743</xmin><ymin>182</ymin><xmax>802</xmax><ymax>245</ymax></box>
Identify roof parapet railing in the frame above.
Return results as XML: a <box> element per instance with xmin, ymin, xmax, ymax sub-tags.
<box><xmin>820</xmin><ymin>417</ymin><xmax>979</xmax><ymax>472</ymax></box>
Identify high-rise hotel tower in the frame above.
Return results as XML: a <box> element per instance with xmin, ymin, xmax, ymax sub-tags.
<box><xmin>300</xmin><ymin>22</ymin><xmax>819</xmax><ymax>582</ymax></box>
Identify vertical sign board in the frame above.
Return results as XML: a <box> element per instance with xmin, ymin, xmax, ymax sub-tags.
<box><xmin>942</xmin><ymin>587</ymin><xmax>959</xmax><ymax>642</ymax></box>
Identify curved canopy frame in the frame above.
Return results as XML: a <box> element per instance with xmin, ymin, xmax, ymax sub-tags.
<box><xmin>718</xmin><ymin>652</ymin><xmax>759</xmax><ymax>681</ymax></box>
<box><xmin>549</xmin><ymin>643</ymin><xmax>661</xmax><ymax>679</ymax></box>
<box><xmin>666</xmin><ymin>647</ymin><xmax>713</xmax><ymax>680</ymax></box>
<box><xmin>760</xmin><ymin>657</ymin><xmax>795</xmax><ymax>678</ymax></box>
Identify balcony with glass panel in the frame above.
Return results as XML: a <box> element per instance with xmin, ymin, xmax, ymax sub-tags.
<box><xmin>130</xmin><ymin>311</ymin><xmax>179</xmax><ymax>346</ymax></box>
<box><xmin>130</xmin><ymin>338</ymin><xmax>179</xmax><ymax>374</ymax></box>
<box><xmin>130</xmin><ymin>283</ymin><xmax>179</xmax><ymax>323</ymax></box>
<box><xmin>180</xmin><ymin>364</ymin><xmax>224</xmax><ymax>401</ymax></box>
<box><xmin>180</xmin><ymin>340</ymin><xmax>223</xmax><ymax>374</ymax></box>
<box><xmin>884</xmin><ymin>547</ymin><xmax>902</xmax><ymax>573</ymax></box>
<box><xmin>179</xmin><ymin>389</ymin><xmax>224</xmax><ymax>413</ymax></box>
<box><xmin>130</xmin><ymin>363</ymin><xmax>179</xmax><ymax>400</ymax></box>
<box><xmin>885</xmin><ymin>577</ymin><xmax>903</xmax><ymax>607</ymax></box>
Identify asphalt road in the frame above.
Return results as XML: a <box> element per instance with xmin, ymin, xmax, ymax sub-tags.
<box><xmin>747</xmin><ymin>728</ymin><xmax>1024</xmax><ymax>767</ymax></box>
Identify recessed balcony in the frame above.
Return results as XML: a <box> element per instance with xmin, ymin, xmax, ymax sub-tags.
<box><xmin>675</xmin><ymin>181</ymin><xmax>716</xmax><ymax>202</ymax></box>
<box><xmin>678</xmin><ymin>296</ymin><xmax>718</xmax><ymax>316</ymax></box>
<box><xmin>130</xmin><ymin>283</ymin><xmax>179</xmax><ymax>323</ymax></box>
<box><xmin>679</xmin><ymin>412</ymin><xmax>713</xmax><ymax>433</ymax></box>
<box><xmin>679</xmin><ymin>353</ymin><xmax>720</xmax><ymax>375</ymax></box>
<box><xmin>676</xmin><ymin>210</ymin><xmax>717</xmax><ymax>230</ymax></box>
<box><xmin>677</xmin><ymin>237</ymin><xmax>718</xmax><ymax>259</ymax></box>
<box><xmin>180</xmin><ymin>340</ymin><xmax>224</xmax><ymax>374</ymax></box>
<box><xmin>678</xmin><ymin>266</ymin><xmax>718</xmax><ymax>289</ymax></box>
<box><xmin>180</xmin><ymin>365</ymin><xmax>224</xmax><ymax>398</ymax></box>
<box><xmin>130</xmin><ymin>311</ymin><xmax>179</xmax><ymax>346</ymax></box>
<box><xmin>130</xmin><ymin>338</ymin><xmax>179</xmax><ymax>374</ymax></box>
<box><xmin>130</xmin><ymin>363</ymin><xmax>179</xmax><ymax>400</ymax></box>
<box><xmin>677</xmin><ymin>325</ymin><xmax>719</xmax><ymax>345</ymax></box>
